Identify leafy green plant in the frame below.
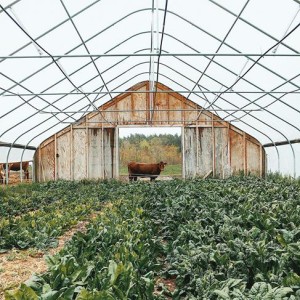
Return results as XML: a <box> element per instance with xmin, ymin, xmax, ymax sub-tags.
<box><xmin>5</xmin><ymin>175</ymin><xmax>300</xmax><ymax>299</ymax></box>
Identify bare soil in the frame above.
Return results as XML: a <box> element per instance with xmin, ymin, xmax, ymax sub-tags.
<box><xmin>1</xmin><ymin>172</ymin><xmax>32</xmax><ymax>186</ymax></box>
<box><xmin>0</xmin><ymin>221</ymin><xmax>88</xmax><ymax>299</ymax></box>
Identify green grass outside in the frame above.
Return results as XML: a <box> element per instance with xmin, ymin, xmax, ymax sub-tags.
<box><xmin>119</xmin><ymin>164</ymin><xmax>182</xmax><ymax>176</ymax></box>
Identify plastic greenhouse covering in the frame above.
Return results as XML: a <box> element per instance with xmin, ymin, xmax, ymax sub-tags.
<box><xmin>0</xmin><ymin>0</ymin><xmax>300</xmax><ymax>177</ymax></box>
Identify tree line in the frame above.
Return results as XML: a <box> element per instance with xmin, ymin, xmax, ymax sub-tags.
<box><xmin>119</xmin><ymin>133</ymin><xmax>181</xmax><ymax>166</ymax></box>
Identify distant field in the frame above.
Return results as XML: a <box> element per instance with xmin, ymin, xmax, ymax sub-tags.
<box><xmin>119</xmin><ymin>164</ymin><xmax>182</xmax><ymax>176</ymax></box>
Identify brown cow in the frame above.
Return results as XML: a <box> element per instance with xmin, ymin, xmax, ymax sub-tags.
<box><xmin>128</xmin><ymin>161</ymin><xmax>167</xmax><ymax>181</ymax></box>
<box><xmin>0</xmin><ymin>164</ymin><xmax>5</xmax><ymax>184</ymax></box>
<box><xmin>3</xmin><ymin>161</ymin><xmax>30</xmax><ymax>180</ymax></box>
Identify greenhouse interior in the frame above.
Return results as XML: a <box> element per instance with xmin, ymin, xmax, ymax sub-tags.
<box><xmin>1</xmin><ymin>0</ymin><xmax>300</xmax><ymax>298</ymax></box>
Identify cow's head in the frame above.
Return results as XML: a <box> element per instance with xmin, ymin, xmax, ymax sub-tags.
<box><xmin>158</xmin><ymin>161</ymin><xmax>167</xmax><ymax>171</ymax></box>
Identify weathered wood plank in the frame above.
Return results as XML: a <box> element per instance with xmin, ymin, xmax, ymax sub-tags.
<box><xmin>214</xmin><ymin>127</ymin><xmax>229</xmax><ymax>178</ymax></box>
<box><xmin>40</xmin><ymin>141</ymin><xmax>55</xmax><ymax>181</ymax></box>
<box><xmin>229</xmin><ymin>129</ymin><xmax>244</xmax><ymax>174</ymax></box>
<box><xmin>56</xmin><ymin>132</ymin><xmax>71</xmax><ymax>180</ymax></box>
<box><xmin>73</xmin><ymin>129</ymin><xmax>87</xmax><ymax>180</ymax></box>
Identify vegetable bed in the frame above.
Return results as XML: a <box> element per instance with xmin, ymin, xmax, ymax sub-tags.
<box><xmin>4</xmin><ymin>175</ymin><xmax>300</xmax><ymax>299</ymax></box>
<box><xmin>0</xmin><ymin>180</ymin><xmax>122</xmax><ymax>250</ymax></box>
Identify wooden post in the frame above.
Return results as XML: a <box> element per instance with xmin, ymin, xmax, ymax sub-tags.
<box><xmin>115</xmin><ymin>127</ymin><xmax>119</xmax><ymax>179</ymax></box>
<box><xmin>86</xmin><ymin>120</ymin><xmax>89</xmax><ymax>179</ymax></box>
<box><xmin>196</xmin><ymin>122</ymin><xmax>199</xmax><ymax>176</ymax></box>
<box><xmin>70</xmin><ymin>125</ymin><xmax>73</xmax><ymax>180</ymax></box>
<box><xmin>101</xmin><ymin>123</ymin><xmax>104</xmax><ymax>179</ymax></box>
<box><xmin>227</xmin><ymin>123</ymin><xmax>231</xmax><ymax>178</ymax></box>
<box><xmin>243</xmin><ymin>133</ymin><xmax>247</xmax><ymax>175</ymax></box>
<box><xmin>260</xmin><ymin>144</ymin><xmax>263</xmax><ymax>177</ymax></box>
<box><xmin>38</xmin><ymin>148</ymin><xmax>41</xmax><ymax>182</ymax></box>
<box><xmin>32</xmin><ymin>160</ymin><xmax>35</xmax><ymax>183</ymax></box>
<box><xmin>212</xmin><ymin>115</ymin><xmax>215</xmax><ymax>177</ymax></box>
<box><xmin>20</xmin><ymin>161</ymin><xmax>23</xmax><ymax>183</ymax></box>
<box><xmin>182</xmin><ymin>126</ymin><xmax>185</xmax><ymax>179</ymax></box>
<box><xmin>54</xmin><ymin>134</ymin><xmax>57</xmax><ymax>181</ymax></box>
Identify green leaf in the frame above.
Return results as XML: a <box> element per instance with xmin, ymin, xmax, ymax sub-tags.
<box><xmin>273</xmin><ymin>287</ymin><xmax>293</xmax><ymax>299</ymax></box>
<box><xmin>76</xmin><ymin>288</ymin><xmax>114</xmax><ymax>300</ymax></box>
<box><xmin>277</xmin><ymin>234</ymin><xmax>287</xmax><ymax>247</ymax></box>
<box><xmin>40</xmin><ymin>290</ymin><xmax>59</xmax><ymax>300</ymax></box>
<box><xmin>5</xmin><ymin>284</ymin><xmax>38</xmax><ymax>300</ymax></box>
<box><xmin>57</xmin><ymin>286</ymin><xmax>75</xmax><ymax>300</ymax></box>
<box><xmin>214</xmin><ymin>289</ymin><xmax>230</xmax><ymax>299</ymax></box>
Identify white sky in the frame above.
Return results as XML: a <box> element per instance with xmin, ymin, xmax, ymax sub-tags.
<box><xmin>0</xmin><ymin>0</ymin><xmax>300</xmax><ymax>176</ymax></box>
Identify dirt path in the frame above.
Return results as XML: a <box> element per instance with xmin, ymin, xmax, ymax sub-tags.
<box><xmin>0</xmin><ymin>220</ymin><xmax>88</xmax><ymax>299</ymax></box>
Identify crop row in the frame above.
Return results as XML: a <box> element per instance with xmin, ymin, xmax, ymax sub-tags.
<box><xmin>0</xmin><ymin>180</ymin><xmax>125</xmax><ymax>251</ymax></box>
<box><xmin>5</xmin><ymin>190</ymin><xmax>165</xmax><ymax>299</ymax></box>
<box><xmin>5</xmin><ymin>174</ymin><xmax>300</xmax><ymax>299</ymax></box>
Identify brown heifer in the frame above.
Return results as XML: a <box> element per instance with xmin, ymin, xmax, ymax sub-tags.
<box><xmin>0</xmin><ymin>164</ymin><xmax>5</xmax><ymax>184</ymax></box>
<box><xmin>3</xmin><ymin>161</ymin><xmax>30</xmax><ymax>180</ymax></box>
<box><xmin>128</xmin><ymin>161</ymin><xmax>167</xmax><ymax>181</ymax></box>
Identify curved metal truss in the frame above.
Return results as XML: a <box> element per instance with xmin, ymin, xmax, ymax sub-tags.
<box><xmin>0</xmin><ymin>0</ymin><xmax>300</xmax><ymax>177</ymax></box>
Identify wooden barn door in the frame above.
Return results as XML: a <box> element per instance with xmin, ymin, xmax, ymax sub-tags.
<box><xmin>183</xmin><ymin>124</ymin><xmax>229</xmax><ymax>178</ymax></box>
<box><xmin>183</xmin><ymin>126</ymin><xmax>213</xmax><ymax>178</ymax></box>
<box><xmin>88</xmin><ymin>127</ymin><xmax>118</xmax><ymax>179</ymax></box>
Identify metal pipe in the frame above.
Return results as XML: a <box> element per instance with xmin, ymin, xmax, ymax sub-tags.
<box><xmin>1</xmin><ymin>5</ymin><xmax>99</xmax><ymax>113</ymax></box>
<box><xmin>0</xmin><ymin>142</ymin><xmax>36</xmax><ymax>150</ymax></box>
<box><xmin>188</xmin><ymin>0</ymin><xmax>250</xmax><ymax>99</ymax></box>
<box><xmin>2</xmin><ymin>9</ymin><xmax>300</xmax><ymax>124</ymax></box>
<box><xmin>0</xmin><ymin>0</ymin><xmax>22</xmax><ymax>13</ymax></box>
<box><xmin>0</xmin><ymin>53</ymin><xmax>299</xmax><ymax>59</ymax></box>
<box><xmin>0</xmin><ymin>0</ymin><xmax>104</xmax><ymax>64</ymax></box>
<box><xmin>3</xmin><ymin>90</ymin><xmax>299</xmax><ymax>96</ymax></box>
<box><xmin>60</xmin><ymin>0</ymin><xmax>113</xmax><ymax>102</ymax></box>
<box><xmin>7</xmin><ymin>30</ymin><xmax>292</xmax><ymax>180</ymax></box>
<box><xmin>42</xmin><ymin>108</ymin><xmax>262</xmax><ymax>113</ymax></box>
<box><xmin>263</xmin><ymin>139</ymin><xmax>300</xmax><ymax>147</ymax></box>
<box><xmin>16</xmin><ymin>66</ymin><xmax>280</xmax><ymax>177</ymax></box>
<box><xmin>208</xmin><ymin>0</ymin><xmax>299</xmax><ymax>54</ymax></box>
<box><xmin>1</xmin><ymin>27</ymin><xmax>298</xmax><ymax>125</ymax></box>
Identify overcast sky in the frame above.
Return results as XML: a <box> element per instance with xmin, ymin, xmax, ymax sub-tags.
<box><xmin>0</xmin><ymin>0</ymin><xmax>299</xmax><ymax>176</ymax></box>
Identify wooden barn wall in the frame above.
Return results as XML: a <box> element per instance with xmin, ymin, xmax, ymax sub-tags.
<box><xmin>56</xmin><ymin>131</ymin><xmax>71</xmax><ymax>180</ymax></box>
<box><xmin>197</xmin><ymin>127</ymin><xmax>214</xmax><ymax>177</ymax></box>
<box><xmin>33</xmin><ymin>148</ymin><xmax>40</xmax><ymax>182</ymax></box>
<box><xmin>153</xmin><ymin>88</ymin><xmax>168</xmax><ymax>125</ymax></box>
<box><xmin>183</xmin><ymin>125</ymin><xmax>229</xmax><ymax>178</ymax></box>
<box><xmin>88</xmin><ymin>128</ymin><xmax>103</xmax><ymax>179</ymax></box>
<box><xmin>34</xmin><ymin>81</ymin><xmax>265</xmax><ymax>181</ymax></box>
<box><xmin>214</xmin><ymin>127</ymin><xmax>230</xmax><ymax>178</ymax></box>
<box><xmin>168</xmin><ymin>95</ymin><xmax>182</xmax><ymax>125</ymax></box>
<box><xmin>36</xmin><ymin>138</ymin><xmax>55</xmax><ymax>181</ymax></box>
<box><xmin>73</xmin><ymin>128</ymin><xmax>87</xmax><ymax>180</ymax></box>
<box><xmin>183</xmin><ymin>127</ymin><xmax>198</xmax><ymax>178</ymax></box>
<box><xmin>183</xmin><ymin>124</ymin><xmax>263</xmax><ymax>178</ymax></box>
<box><xmin>88</xmin><ymin>128</ymin><xmax>116</xmax><ymax>179</ymax></box>
<box><xmin>103</xmin><ymin>128</ymin><xmax>116</xmax><ymax>178</ymax></box>
<box><xmin>229</xmin><ymin>128</ymin><xmax>244</xmax><ymax>174</ymax></box>
<box><xmin>246</xmin><ymin>140</ymin><xmax>261</xmax><ymax>175</ymax></box>
<box><xmin>131</xmin><ymin>86</ymin><xmax>147</xmax><ymax>123</ymax></box>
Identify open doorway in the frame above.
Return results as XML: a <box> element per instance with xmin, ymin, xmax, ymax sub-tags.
<box><xmin>118</xmin><ymin>127</ymin><xmax>182</xmax><ymax>180</ymax></box>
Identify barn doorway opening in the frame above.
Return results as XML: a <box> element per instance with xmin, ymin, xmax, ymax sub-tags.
<box><xmin>118</xmin><ymin>127</ymin><xmax>182</xmax><ymax>180</ymax></box>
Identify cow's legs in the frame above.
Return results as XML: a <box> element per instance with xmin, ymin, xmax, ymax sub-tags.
<box><xmin>134</xmin><ymin>176</ymin><xmax>137</xmax><ymax>181</ymax></box>
<box><xmin>129</xmin><ymin>175</ymin><xmax>133</xmax><ymax>181</ymax></box>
